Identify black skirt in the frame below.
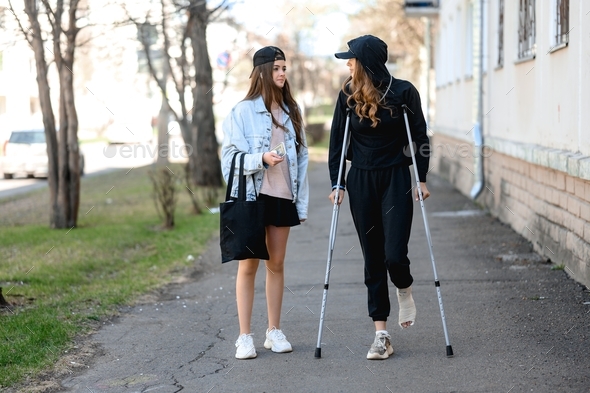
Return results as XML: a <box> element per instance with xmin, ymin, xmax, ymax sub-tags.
<box><xmin>258</xmin><ymin>193</ymin><xmax>300</xmax><ymax>227</ymax></box>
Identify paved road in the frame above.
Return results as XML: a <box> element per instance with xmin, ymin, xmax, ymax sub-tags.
<box><xmin>60</xmin><ymin>160</ymin><xmax>589</xmax><ymax>393</ymax></box>
<box><xmin>0</xmin><ymin>141</ymin><xmax>178</xmax><ymax>199</ymax></box>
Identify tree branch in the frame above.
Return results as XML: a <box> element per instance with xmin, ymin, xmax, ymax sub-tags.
<box><xmin>160</xmin><ymin>0</ymin><xmax>182</xmax><ymax>104</ymax></box>
<box><xmin>208</xmin><ymin>0</ymin><xmax>232</xmax><ymax>22</ymax></box>
<box><xmin>8</xmin><ymin>0</ymin><xmax>34</xmax><ymax>46</ymax></box>
<box><xmin>40</xmin><ymin>0</ymin><xmax>64</xmax><ymax>69</ymax></box>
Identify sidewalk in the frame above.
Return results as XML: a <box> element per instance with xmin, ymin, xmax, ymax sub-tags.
<box><xmin>60</xmin><ymin>159</ymin><xmax>589</xmax><ymax>393</ymax></box>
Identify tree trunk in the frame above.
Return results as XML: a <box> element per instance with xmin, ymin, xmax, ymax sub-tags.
<box><xmin>157</xmin><ymin>94</ymin><xmax>169</xmax><ymax>165</ymax></box>
<box><xmin>23</xmin><ymin>0</ymin><xmax>81</xmax><ymax>229</ymax></box>
<box><xmin>0</xmin><ymin>287</ymin><xmax>11</xmax><ymax>307</ymax></box>
<box><xmin>64</xmin><ymin>0</ymin><xmax>81</xmax><ymax>227</ymax></box>
<box><xmin>64</xmin><ymin>59</ymin><xmax>80</xmax><ymax>227</ymax></box>
<box><xmin>190</xmin><ymin>3</ymin><xmax>221</xmax><ymax>187</ymax></box>
<box><xmin>157</xmin><ymin>62</ymin><xmax>169</xmax><ymax>165</ymax></box>
<box><xmin>24</xmin><ymin>0</ymin><xmax>60</xmax><ymax>228</ymax></box>
<box><xmin>56</xmin><ymin>80</ymin><xmax>70</xmax><ymax>229</ymax></box>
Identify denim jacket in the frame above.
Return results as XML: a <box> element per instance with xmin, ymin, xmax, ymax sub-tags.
<box><xmin>221</xmin><ymin>96</ymin><xmax>309</xmax><ymax>220</ymax></box>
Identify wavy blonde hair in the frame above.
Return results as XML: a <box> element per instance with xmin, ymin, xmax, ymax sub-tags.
<box><xmin>342</xmin><ymin>61</ymin><xmax>392</xmax><ymax>128</ymax></box>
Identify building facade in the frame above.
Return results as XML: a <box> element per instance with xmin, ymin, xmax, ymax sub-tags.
<box><xmin>432</xmin><ymin>0</ymin><xmax>590</xmax><ymax>287</ymax></box>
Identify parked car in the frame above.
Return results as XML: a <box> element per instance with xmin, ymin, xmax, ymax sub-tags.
<box><xmin>1</xmin><ymin>129</ymin><xmax>85</xmax><ymax>179</ymax></box>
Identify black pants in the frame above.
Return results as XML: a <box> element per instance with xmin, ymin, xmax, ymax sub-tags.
<box><xmin>347</xmin><ymin>165</ymin><xmax>414</xmax><ymax>322</ymax></box>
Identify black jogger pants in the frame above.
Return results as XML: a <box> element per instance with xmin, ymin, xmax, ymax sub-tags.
<box><xmin>347</xmin><ymin>165</ymin><xmax>414</xmax><ymax>322</ymax></box>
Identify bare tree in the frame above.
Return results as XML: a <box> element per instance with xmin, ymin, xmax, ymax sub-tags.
<box><xmin>149</xmin><ymin>167</ymin><xmax>178</xmax><ymax>228</ymax></box>
<box><xmin>347</xmin><ymin>0</ymin><xmax>430</xmax><ymax>83</ymax></box>
<box><xmin>127</xmin><ymin>0</ymin><xmax>225</xmax><ymax>188</ymax></box>
<box><xmin>9</xmin><ymin>0</ymin><xmax>85</xmax><ymax>228</ymax></box>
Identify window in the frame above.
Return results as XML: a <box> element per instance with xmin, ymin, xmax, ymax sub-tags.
<box><xmin>8</xmin><ymin>130</ymin><xmax>46</xmax><ymax>144</ymax></box>
<box><xmin>518</xmin><ymin>0</ymin><xmax>536</xmax><ymax>59</ymax></box>
<box><xmin>497</xmin><ymin>0</ymin><xmax>504</xmax><ymax>66</ymax></box>
<box><xmin>553</xmin><ymin>0</ymin><xmax>569</xmax><ymax>47</ymax></box>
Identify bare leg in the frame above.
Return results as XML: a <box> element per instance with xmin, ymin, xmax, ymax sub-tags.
<box><xmin>374</xmin><ymin>321</ymin><xmax>387</xmax><ymax>331</ymax></box>
<box><xmin>236</xmin><ymin>258</ymin><xmax>260</xmax><ymax>335</ymax></box>
<box><xmin>265</xmin><ymin>225</ymin><xmax>290</xmax><ymax>330</ymax></box>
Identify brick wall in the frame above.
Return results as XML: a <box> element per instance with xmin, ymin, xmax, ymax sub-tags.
<box><xmin>431</xmin><ymin>133</ymin><xmax>590</xmax><ymax>288</ymax></box>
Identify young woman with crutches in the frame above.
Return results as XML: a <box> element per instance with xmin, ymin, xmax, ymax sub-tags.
<box><xmin>328</xmin><ymin>35</ymin><xmax>430</xmax><ymax>360</ymax></box>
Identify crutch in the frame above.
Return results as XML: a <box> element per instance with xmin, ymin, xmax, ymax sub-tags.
<box><xmin>315</xmin><ymin>108</ymin><xmax>352</xmax><ymax>359</ymax></box>
<box><xmin>401</xmin><ymin>104</ymin><xmax>454</xmax><ymax>357</ymax></box>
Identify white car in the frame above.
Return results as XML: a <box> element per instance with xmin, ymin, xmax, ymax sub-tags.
<box><xmin>1</xmin><ymin>129</ymin><xmax>85</xmax><ymax>179</ymax></box>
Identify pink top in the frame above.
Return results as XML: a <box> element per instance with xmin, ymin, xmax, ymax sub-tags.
<box><xmin>260</xmin><ymin>107</ymin><xmax>292</xmax><ymax>200</ymax></box>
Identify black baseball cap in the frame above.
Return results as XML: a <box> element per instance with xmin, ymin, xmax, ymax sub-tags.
<box><xmin>334</xmin><ymin>35</ymin><xmax>391</xmax><ymax>84</ymax></box>
<box><xmin>335</xmin><ymin>35</ymin><xmax>387</xmax><ymax>63</ymax></box>
<box><xmin>253</xmin><ymin>46</ymin><xmax>286</xmax><ymax>67</ymax></box>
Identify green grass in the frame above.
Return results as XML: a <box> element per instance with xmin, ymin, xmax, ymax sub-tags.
<box><xmin>0</xmin><ymin>164</ymin><xmax>220</xmax><ymax>388</ymax></box>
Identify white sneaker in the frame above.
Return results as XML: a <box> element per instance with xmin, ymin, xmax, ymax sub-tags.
<box><xmin>366</xmin><ymin>332</ymin><xmax>394</xmax><ymax>360</ymax></box>
<box><xmin>235</xmin><ymin>333</ymin><xmax>257</xmax><ymax>359</ymax></box>
<box><xmin>264</xmin><ymin>327</ymin><xmax>293</xmax><ymax>353</ymax></box>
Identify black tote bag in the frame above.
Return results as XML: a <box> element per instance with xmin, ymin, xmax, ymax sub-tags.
<box><xmin>220</xmin><ymin>153</ymin><xmax>270</xmax><ymax>263</ymax></box>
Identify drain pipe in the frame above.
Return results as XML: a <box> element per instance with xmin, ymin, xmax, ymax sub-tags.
<box><xmin>470</xmin><ymin>0</ymin><xmax>484</xmax><ymax>199</ymax></box>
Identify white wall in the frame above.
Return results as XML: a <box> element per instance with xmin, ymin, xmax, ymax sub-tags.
<box><xmin>435</xmin><ymin>0</ymin><xmax>590</xmax><ymax>158</ymax></box>
<box><xmin>432</xmin><ymin>0</ymin><xmax>590</xmax><ymax>288</ymax></box>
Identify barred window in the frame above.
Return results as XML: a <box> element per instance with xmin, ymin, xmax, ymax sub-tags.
<box><xmin>518</xmin><ymin>0</ymin><xmax>536</xmax><ymax>59</ymax></box>
<box><xmin>497</xmin><ymin>0</ymin><xmax>504</xmax><ymax>67</ymax></box>
<box><xmin>555</xmin><ymin>0</ymin><xmax>569</xmax><ymax>45</ymax></box>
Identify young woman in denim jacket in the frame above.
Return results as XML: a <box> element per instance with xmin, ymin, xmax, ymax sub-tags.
<box><xmin>221</xmin><ymin>46</ymin><xmax>309</xmax><ymax>360</ymax></box>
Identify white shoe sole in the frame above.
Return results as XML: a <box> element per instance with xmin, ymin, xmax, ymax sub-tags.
<box><xmin>366</xmin><ymin>344</ymin><xmax>394</xmax><ymax>360</ymax></box>
<box><xmin>264</xmin><ymin>339</ymin><xmax>293</xmax><ymax>353</ymax></box>
<box><xmin>235</xmin><ymin>350</ymin><xmax>257</xmax><ymax>359</ymax></box>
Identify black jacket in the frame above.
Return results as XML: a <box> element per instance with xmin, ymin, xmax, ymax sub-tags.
<box><xmin>328</xmin><ymin>77</ymin><xmax>430</xmax><ymax>188</ymax></box>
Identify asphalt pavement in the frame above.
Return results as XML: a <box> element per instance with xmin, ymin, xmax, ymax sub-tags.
<box><xmin>59</xmin><ymin>158</ymin><xmax>590</xmax><ymax>393</ymax></box>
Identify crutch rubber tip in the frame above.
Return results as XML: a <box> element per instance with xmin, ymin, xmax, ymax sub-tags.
<box><xmin>446</xmin><ymin>345</ymin><xmax>454</xmax><ymax>357</ymax></box>
<box><xmin>314</xmin><ymin>348</ymin><xmax>322</xmax><ymax>358</ymax></box>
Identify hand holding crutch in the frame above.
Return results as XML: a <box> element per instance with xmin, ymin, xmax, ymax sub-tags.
<box><xmin>401</xmin><ymin>104</ymin><xmax>454</xmax><ymax>357</ymax></box>
<box><xmin>315</xmin><ymin>108</ymin><xmax>352</xmax><ymax>358</ymax></box>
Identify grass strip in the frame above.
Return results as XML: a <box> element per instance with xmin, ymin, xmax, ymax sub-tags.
<box><xmin>0</xmin><ymin>164</ymin><xmax>219</xmax><ymax>387</ymax></box>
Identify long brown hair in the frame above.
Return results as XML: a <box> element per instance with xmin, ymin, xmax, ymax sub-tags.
<box><xmin>244</xmin><ymin>61</ymin><xmax>305</xmax><ymax>152</ymax></box>
<box><xmin>342</xmin><ymin>61</ymin><xmax>392</xmax><ymax>128</ymax></box>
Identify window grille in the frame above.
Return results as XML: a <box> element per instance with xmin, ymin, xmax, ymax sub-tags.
<box><xmin>518</xmin><ymin>0</ymin><xmax>536</xmax><ymax>59</ymax></box>
<box><xmin>555</xmin><ymin>0</ymin><xmax>569</xmax><ymax>45</ymax></box>
<box><xmin>497</xmin><ymin>0</ymin><xmax>504</xmax><ymax>66</ymax></box>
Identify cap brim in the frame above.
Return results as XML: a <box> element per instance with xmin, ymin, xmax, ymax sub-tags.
<box><xmin>334</xmin><ymin>50</ymin><xmax>355</xmax><ymax>59</ymax></box>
